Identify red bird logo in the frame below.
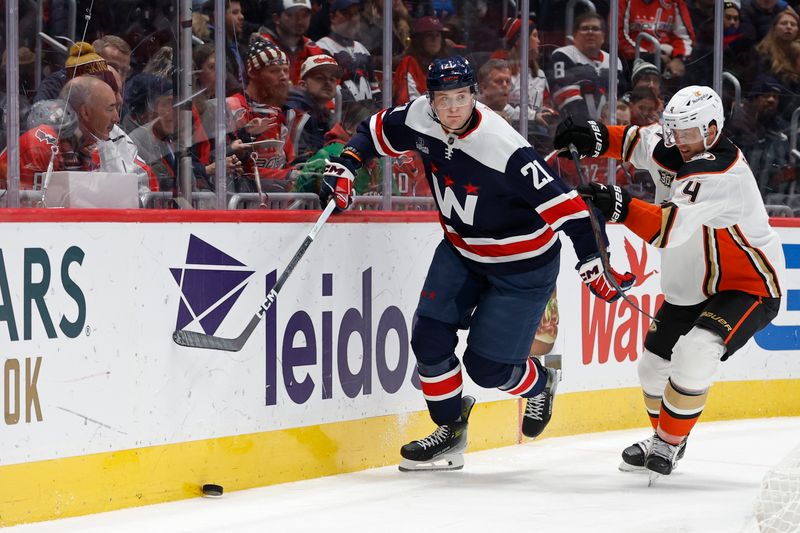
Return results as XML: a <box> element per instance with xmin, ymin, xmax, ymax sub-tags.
<box><xmin>624</xmin><ymin>237</ymin><xmax>658</xmax><ymax>287</ymax></box>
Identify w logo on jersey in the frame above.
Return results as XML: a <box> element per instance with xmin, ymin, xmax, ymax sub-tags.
<box><xmin>432</xmin><ymin>175</ymin><xmax>477</xmax><ymax>226</ymax></box>
<box><xmin>34</xmin><ymin>128</ymin><xmax>58</xmax><ymax>146</ymax></box>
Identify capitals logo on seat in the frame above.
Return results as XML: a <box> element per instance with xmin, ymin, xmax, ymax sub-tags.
<box><xmin>170</xmin><ymin>235</ymin><xmax>255</xmax><ymax>335</ymax></box>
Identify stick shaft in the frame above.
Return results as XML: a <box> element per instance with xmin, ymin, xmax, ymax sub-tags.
<box><xmin>173</xmin><ymin>201</ymin><xmax>337</xmax><ymax>350</ymax></box>
<box><xmin>567</xmin><ymin>144</ymin><xmax>658</xmax><ymax>322</ymax></box>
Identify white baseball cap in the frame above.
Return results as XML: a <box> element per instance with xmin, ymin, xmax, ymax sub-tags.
<box><xmin>300</xmin><ymin>54</ymin><xmax>343</xmax><ymax>79</ymax></box>
<box><xmin>280</xmin><ymin>0</ymin><xmax>311</xmax><ymax>11</ymax></box>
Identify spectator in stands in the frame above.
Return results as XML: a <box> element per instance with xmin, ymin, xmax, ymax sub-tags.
<box><xmin>741</xmin><ymin>0</ymin><xmax>790</xmax><ymax>44</ymax></box>
<box><xmin>477</xmin><ymin>59</ymin><xmax>513</xmax><ymax>120</ymax></box>
<box><xmin>317</xmin><ymin>0</ymin><xmax>382</xmax><ymax>105</ymax></box>
<box><xmin>196</xmin><ymin>0</ymin><xmax>250</xmax><ymax>94</ymax></box>
<box><xmin>128</xmin><ymin>77</ymin><xmax>183</xmax><ymax>190</ymax></box>
<box><xmin>393</xmin><ymin>16</ymin><xmax>447</xmax><ymax>104</ymax></box>
<box><xmin>725</xmin><ymin>75</ymin><xmax>792</xmax><ymax>196</ymax></box>
<box><xmin>619</xmin><ymin>0</ymin><xmax>695</xmax><ymax>79</ymax></box>
<box><xmin>548</xmin><ymin>12</ymin><xmax>624</xmax><ymax>121</ymax></box>
<box><xmin>722</xmin><ymin>1</ymin><xmax>759</xmax><ymax>81</ymax></box>
<box><xmin>2</xmin><ymin>47</ymin><xmax>36</xmax><ymax>99</ymax></box>
<box><xmin>360</xmin><ymin>0</ymin><xmax>412</xmax><ymax>62</ymax></box>
<box><xmin>308</xmin><ymin>0</ymin><xmax>332</xmax><ymax>41</ymax></box>
<box><xmin>631</xmin><ymin>59</ymin><xmax>661</xmax><ymax>94</ymax></box>
<box><xmin>61</xmin><ymin>76</ymin><xmax>158</xmax><ymax>191</ymax></box>
<box><xmin>755</xmin><ymin>8</ymin><xmax>800</xmax><ymax>87</ymax></box>
<box><xmin>626</xmin><ymin>85</ymin><xmax>662</xmax><ymax>126</ymax></box>
<box><xmin>227</xmin><ymin>39</ymin><xmax>296</xmax><ymax>192</ymax></box>
<box><xmin>35</xmin><ymin>41</ymin><xmax>123</xmax><ymax>103</ymax></box>
<box><xmin>93</xmin><ymin>36</ymin><xmax>133</xmax><ymax>85</ymax></box>
<box><xmin>287</xmin><ymin>54</ymin><xmax>343</xmax><ymax>160</ymax></box>
<box><xmin>0</xmin><ymin>99</ymin><xmax>79</xmax><ymax>190</ymax></box>
<box><xmin>259</xmin><ymin>0</ymin><xmax>325</xmax><ymax>86</ymax></box>
<box><xmin>293</xmin><ymin>104</ymin><xmax>377</xmax><ymax>197</ymax></box>
<box><xmin>123</xmin><ymin>73</ymin><xmax>172</xmax><ymax>133</ymax></box>
<box><xmin>600</xmin><ymin>99</ymin><xmax>632</xmax><ymax>126</ymax></box>
<box><xmin>492</xmin><ymin>18</ymin><xmax>555</xmax><ymax>129</ymax></box>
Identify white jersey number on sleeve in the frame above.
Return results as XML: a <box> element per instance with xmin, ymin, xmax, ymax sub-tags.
<box><xmin>522</xmin><ymin>161</ymin><xmax>555</xmax><ymax>190</ymax></box>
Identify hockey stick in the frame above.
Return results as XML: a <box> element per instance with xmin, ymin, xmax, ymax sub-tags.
<box><xmin>567</xmin><ymin>144</ymin><xmax>658</xmax><ymax>322</ymax></box>
<box><xmin>172</xmin><ymin>200</ymin><xmax>338</xmax><ymax>351</ymax></box>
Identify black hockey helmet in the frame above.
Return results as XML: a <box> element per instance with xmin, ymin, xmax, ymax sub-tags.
<box><xmin>426</xmin><ymin>56</ymin><xmax>477</xmax><ymax>95</ymax></box>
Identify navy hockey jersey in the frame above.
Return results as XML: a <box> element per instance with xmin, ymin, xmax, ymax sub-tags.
<box><xmin>344</xmin><ymin>98</ymin><xmax>601</xmax><ymax>275</ymax></box>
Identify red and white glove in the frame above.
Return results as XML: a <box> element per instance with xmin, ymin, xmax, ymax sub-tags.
<box><xmin>577</xmin><ymin>254</ymin><xmax>636</xmax><ymax>303</ymax></box>
<box><xmin>320</xmin><ymin>157</ymin><xmax>356</xmax><ymax>211</ymax></box>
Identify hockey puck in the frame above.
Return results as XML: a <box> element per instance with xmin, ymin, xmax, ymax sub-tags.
<box><xmin>201</xmin><ymin>484</ymin><xmax>224</xmax><ymax>497</ymax></box>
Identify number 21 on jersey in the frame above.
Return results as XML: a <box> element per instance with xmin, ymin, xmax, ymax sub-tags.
<box><xmin>522</xmin><ymin>161</ymin><xmax>555</xmax><ymax>190</ymax></box>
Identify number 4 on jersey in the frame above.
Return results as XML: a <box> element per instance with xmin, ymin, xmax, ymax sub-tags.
<box><xmin>522</xmin><ymin>161</ymin><xmax>555</xmax><ymax>190</ymax></box>
<box><xmin>682</xmin><ymin>180</ymin><xmax>701</xmax><ymax>203</ymax></box>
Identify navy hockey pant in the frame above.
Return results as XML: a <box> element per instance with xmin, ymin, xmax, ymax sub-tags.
<box><xmin>410</xmin><ymin>240</ymin><xmax>559</xmax><ymax>425</ymax></box>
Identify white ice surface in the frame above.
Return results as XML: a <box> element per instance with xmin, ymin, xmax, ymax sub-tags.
<box><xmin>8</xmin><ymin>417</ymin><xmax>800</xmax><ymax>533</ymax></box>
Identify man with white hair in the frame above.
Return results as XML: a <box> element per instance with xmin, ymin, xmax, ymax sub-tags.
<box><xmin>554</xmin><ymin>86</ymin><xmax>785</xmax><ymax>480</ymax></box>
<box><xmin>61</xmin><ymin>76</ymin><xmax>157</xmax><ymax>192</ymax></box>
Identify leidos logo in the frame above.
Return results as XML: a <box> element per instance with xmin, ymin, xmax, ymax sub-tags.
<box><xmin>582</xmin><ymin>238</ymin><xmax>663</xmax><ymax>365</ymax></box>
<box><xmin>0</xmin><ymin>246</ymin><xmax>86</xmax><ymax>341</ymax></box>
<box><xmin>171</xmin><ymin>235</ymin><xmax>254</xmax><ymax>335</ymax></box>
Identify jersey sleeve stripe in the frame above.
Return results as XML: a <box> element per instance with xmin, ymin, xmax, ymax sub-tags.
<box><xmin>605</xmin><ymin>125</ymin><xmax>639</xmax><ymax>161</ymax></box>
<box><xmin>370</xmin><ymin>110</ymin><xmax>403</xmax><ymax>158</ymax></box>
<box><xmin>553</xmin><ymin>86</ymin><xmax>583</xmax><ymax>108</ymax></box>
<box><xmin>655</xmin><ymin>203</ymin><xmax>678</xmax><ymax>248</ymax></box>
<box><xmin>536</xmin><ymin>191</ymin><xmax>590</xmax><ymax>230</ymax></box>
<box><xmin>622</xmin><ymin>126</ymin><xmax>640</xmax><ymax>162</ymax></box>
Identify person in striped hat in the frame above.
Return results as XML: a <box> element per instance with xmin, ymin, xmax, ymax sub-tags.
<box><xmin>225</xmin><ymin>39</ymin><xmax>296</xmax><ymax>191</ymax></box>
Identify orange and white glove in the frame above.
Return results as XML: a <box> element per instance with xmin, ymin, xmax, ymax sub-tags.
<box><xmin>577</xmin><ymin>254</ymin><xmax>636</xmax><ymax>303</ymax></box>
<box><xmin>320</xmin><ymin>157</ymin><xmax>356</xmax><ymax>212</ymax></box>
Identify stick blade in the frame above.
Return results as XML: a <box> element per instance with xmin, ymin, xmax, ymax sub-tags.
<box><xmin>172</xmin><ymin>329</ymin><xmax>244</xmax><ymax>351</ymax></box>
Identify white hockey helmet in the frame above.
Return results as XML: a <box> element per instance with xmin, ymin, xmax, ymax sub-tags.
<box><xmin>662</xmin><ymin>85</ymin><xmax>724</xmax><ymax>150</ymax></box>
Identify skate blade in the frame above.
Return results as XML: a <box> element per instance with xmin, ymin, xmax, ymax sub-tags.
<box><xmin>618</xmin><ymin>461</ymin><xmax>647</xmax><ymax>473</ymax></box>
<box><xmin>647</xmin><ymin>471</ymin><xmax>660</xmax><ymax>487</ymax></box>
<box><xmin>399</xmin><ymin>454</ymin><xmax>464</xmax><ymax>472</ymax></box>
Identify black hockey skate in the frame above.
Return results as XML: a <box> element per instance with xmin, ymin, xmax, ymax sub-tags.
<box><xmin>619</xmin><ymin>434</ymin><xmax>687</xmax><ymax>472</ymax></box>
<box><xmin>399</xmin><ymin>396</ymin><xmax>476</xmax><ymax>472</ymax></box>
<box><xmin>645</xmin><ymin>433</ymin><xmax>685</xmax><ymax>476</ymax></box>
<box><xmin>522</xmin><ymin>366</ymin><xmax>561</xmax><ymax>439</ymax></box>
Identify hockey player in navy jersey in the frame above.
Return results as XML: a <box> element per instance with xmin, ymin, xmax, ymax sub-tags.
<box><xmin>554</xmin><ymin>86</ymin><xmax>785</xmax><ymax>479</ymax></box>
<box><xmin>320</xmin><ymin>56</ymin><xmax>635</xmax><ymax>471</ymax></box>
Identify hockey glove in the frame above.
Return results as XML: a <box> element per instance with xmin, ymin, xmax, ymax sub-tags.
<box><xmin>576</xmin><ymin>182</ymin><xmax>631</xmax><ymax>223</ymax></box>
<box><xmin>576</xmin><ymin>254</ymin><xmax>636</xmax><ymax>303</ymax></box>
<box><xmin>553</xmin><ymin>117</ymin><xmax>609</xmax><ymax>158</ymax></box>
<box><xmin>320</xmin><ymin>157</ymin><xmax>356</xmax><ymax>211</ymax></box>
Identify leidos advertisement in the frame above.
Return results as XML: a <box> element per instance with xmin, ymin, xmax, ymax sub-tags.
<box><xmin>1</xmin><ymin>221</ymin><xmax>798</xmax><ymax>465</ymax></box>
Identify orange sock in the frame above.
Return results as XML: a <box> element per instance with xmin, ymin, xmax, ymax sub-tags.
<box><xmin>657</xmin><ymin>379</ymin><xmax>708</xmax><ymax>445</ymax></box>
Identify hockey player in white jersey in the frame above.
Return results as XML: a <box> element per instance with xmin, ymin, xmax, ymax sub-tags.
<box><xmin>320</xmin><ymin>56</ymin><xmax>635</xmax><ymax>471</ymax></box>
<box><xmin>554</xmin><ymin>86</ymin><xmax>785</xmax><ymax>478</ymax></box>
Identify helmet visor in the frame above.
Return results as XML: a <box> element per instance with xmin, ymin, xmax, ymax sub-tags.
<box><xmin>431</xmin><ymin>91</ymin><xmax>474</xmax><ymax>110</ymax></box>
<box><xmin>662</xmin><ymin>125</ymin><xmax>703</xmax><ymax>147</ymax></box>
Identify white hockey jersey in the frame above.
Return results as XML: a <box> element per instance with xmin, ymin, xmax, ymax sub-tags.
<box><xmin>609</xmin><ymin>124</ymin><xmax>785</xmax><ymax>306</ymax></box>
